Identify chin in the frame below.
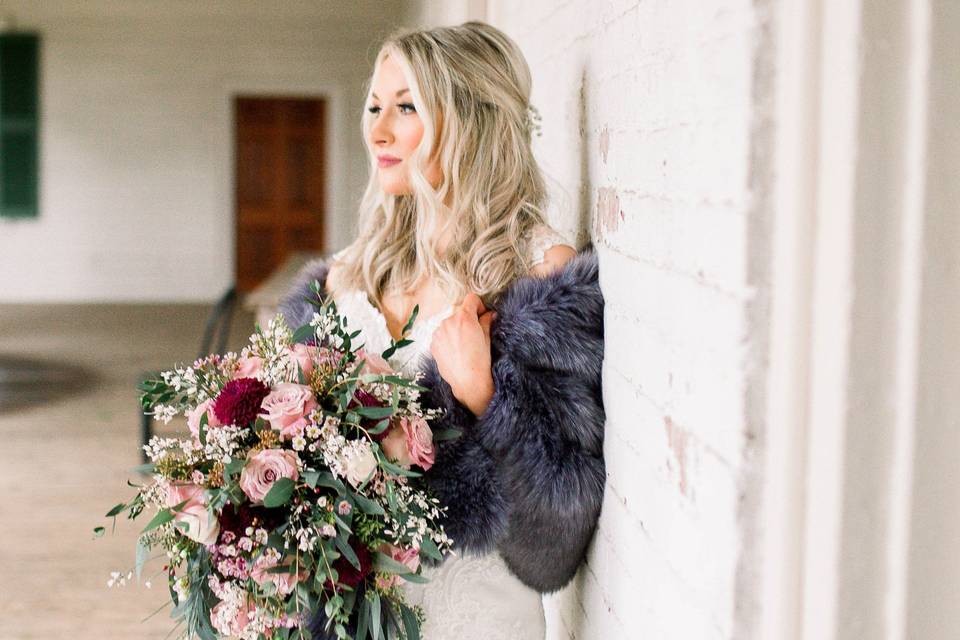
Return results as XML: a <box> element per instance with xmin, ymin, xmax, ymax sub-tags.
<box><xmin>378</xmin><ymin>178</ymin><xmax>412</xmax><ymax>196</ymax></box>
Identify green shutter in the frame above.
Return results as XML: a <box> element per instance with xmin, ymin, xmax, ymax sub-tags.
<box><xmin>0</xmin><ymin>33</ymin><xmax>39</xmax><ymax>218</ymax></box>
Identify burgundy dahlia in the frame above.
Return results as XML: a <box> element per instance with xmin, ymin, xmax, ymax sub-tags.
<box><xmin>328</xmin><ymin>537</ymin><xmax>373</xmax><ymax>589</ymax></box>
<box><xmin>349</xmin><ymin>389</ymin><xmax>390</xmax><ymax>441</ymax></box>
<box><xmin>213</xmin><ymin>377</ymin><xmax>270</xmax><ymax>426</ymax></box>
<box><xmin>217</xmin><ymin>502</ymin><xmax>283</xmax><ymax>542</ymax></box>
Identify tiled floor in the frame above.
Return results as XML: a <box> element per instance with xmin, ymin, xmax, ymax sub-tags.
<box><xmin>0</xmin><ymin>303</ymin><xmax>253</xmax><ymax>639</ymax></box>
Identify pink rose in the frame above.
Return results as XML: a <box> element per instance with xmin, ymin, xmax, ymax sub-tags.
<box><xmin>288</xmin><ymin>343</ymin><xmax>319</xmax><ymax>378</ymax></box>
<box><xmin>284</xmin><ymin>417</ymin><xmax>308</xmax><ymax>440</ymax></box>
<box><xmin>166</xmin><ymin>482</ymin><xmax>219</xmax><ymax>546</ymax></box>
<box><xmin>381</xmin><ymin>424</ymin><xmax>412</xmax><ymax>468</ymax></box>
<box><xmin>403</xmin><ymin>416</ymin><xmax>435</xmax><ymax>470</ymax></box>
<box><xmin>233</xmin><ymin>356</ymin><xmax>264</xmax><ymax>379</ymax></box>
<box><xmin>375</xmin><ymin>543</ymin><xmax>421</xmax><ymax>589</ymax></box>
<box><xmin>187</xmin><ymin>399</ymin><xmax>221</xmax><ymax>440</ymax></box>
<box><xmin>250</xmin><ymin>555</ymin><xmax>305</xmax><ymax>596</ymax></box>
<box><xmin>259</xmin><ymin>383</ymin><xmax>318</xmax><ymax>436</ymax></box>
<box><xmin>239</xmin><ymin>449</ymin><xmax>300</xmax><ymax>504</ymax></box>
<box><xmin>356</xmin><ymin>348</ymin><xmax>394</xmax><ymax>375</ymax></box>
<box><xmin>210</xmin><ymin>597</ymin><xmax>253</xmax><ymax>636</ymax></box>
<box><xmin>382</xmin><ymin>416</ymin><xmax>435</xmax><ymax>471</ymax></box>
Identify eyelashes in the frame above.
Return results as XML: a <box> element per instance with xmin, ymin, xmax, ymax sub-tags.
<box><xmin>367</xmin><ymin>103</ymin><xmax>417</xmax><ymax>115</ymax></box>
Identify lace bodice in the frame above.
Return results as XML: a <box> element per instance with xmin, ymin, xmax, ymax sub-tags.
<box><xmin>330</xmin><ymin>224</ymin><xmax>572</xmax><ymax>377</ymax></box>
<box><xmin>331</xmin><ymin>289</ymin><xmax>452</xmax><ymax>377</ymax></box>
<box><xmin>523</xmin><ymin>222</ymin><xmax>571</xmax><ymax>271</ymax></box>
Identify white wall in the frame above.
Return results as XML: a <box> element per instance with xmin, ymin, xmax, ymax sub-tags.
<box><xmin>483</xmin><ymin>1</ymin><xmax>960</xmax><ymax>639</ymax></box>
<box><xmin>0</xmin><ymin>1</ymin><xmax>406</xmax><ymax>302</ymax></box>
<box><xmin>485</xmin><ymin>1</ymin><xmax>769</xmax><ymax>638</ymax></box>
<box><xmin>762</xmin><ymin>1</ymin><xmax>960</xmax><ymax>639</ymax></box>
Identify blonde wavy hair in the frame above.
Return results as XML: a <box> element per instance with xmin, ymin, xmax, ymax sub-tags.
<box><xmin>329</xmin><ymin>20</ymin><xmax>549</xmax><ymax>310</ymax></box>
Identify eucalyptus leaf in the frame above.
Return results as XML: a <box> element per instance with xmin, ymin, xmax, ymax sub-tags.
<box><xmin>379</xmin><ymin>458</ymin><xmax>422</xmax><ymax>478</ymax></box>
<box><xmin>400</xmin><ymin>304</ymin><xmax>420</xmax><ymax>336</ymax></box>
<box><xmin>293</xmin><ymin>324</ymin><xmax>316</xmax><ymax>344</ymax></box>
<box><xmin>385</xmin><ymin>482</ymin><xmax>398</xmax><ymax>512</ymax></box>
<box><xmin>263</xmin><ymin>478</ymin><xmax>295</xmax><ymax>508</ymax></box>
<box><xmin>357</xmin><ymin>596</ymin><xmax>370</xmax><ymax>640</ymax></box>
<box><xmin>135</xmin><ymin>538</ymin><xmax>150</xmax><ymax>579</ymax></box>
<box><xmin>312</xmin><ymin>471</ymin><xmax>346</xmax><ymax>493</ymax></box>
<box><xmin>141</xmin><ymin>508</ymin><xmax>175</xmax><ymax>534</ymax></box>
<box><xmin>105</xmin><ymin>502</ymin><xmax>127</xmax><ymax>517</ymax></box>
<box><xmin>399</xmin><ymin>572</ymin><xmax>429</xmax><ymax>584</ymax></box>
<box><xmin>370</xmin><ymin>592</ymin><xmax>382</xmax><ymax>640</ymax></box>
<box><xmin>224</xmin><ymin>459</ymin><xmax>245</xmax><ymax>477</ymax></box>
<box><xmin>303</xmin><ymin>470</ymin><xmax>320</xmax><ymax>488</ymax></box>
<box><xmin>335</xmin><ymin>535</ymin><xmax>361</xmax><ymax>571</ymax></box>
<box><xmin>400</xmin><ymin>603</ymin><xmax>421</xmax><ymax>640</ymax></box>
<box><xmin>352</xmin><ymin>493</ymin><xmax>385</xmax><ymax>516</ymax></box>
<box><xmin>367</xmin><ymin>418</ymin><xmax>390</xmax><ymax>436</ymax></box>
<box><xmin>372</xmin><ymin>552</ymin><xmax>414</xmax><ymax>575</ymax></box>
<box><xmin>354</xmin><ymin>405</ymin><xmax>394</xmax><ymax>420</ymax></box>
<box><xmin>419</xmin><ymin>537</ymin><xmax>442</xmax><ymax>562</ymax></box>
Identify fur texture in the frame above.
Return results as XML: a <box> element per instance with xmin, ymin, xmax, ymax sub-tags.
<box><xmin>278</xmin><ymin>250</ymin><xmax>605</xmax><ymax>595</ymax></box>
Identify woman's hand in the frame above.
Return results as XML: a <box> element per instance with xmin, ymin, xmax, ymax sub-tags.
<box><xmin>430</xmin><ymin>293</ymin><xmax>496</xmax><ymax>417</ymax></box>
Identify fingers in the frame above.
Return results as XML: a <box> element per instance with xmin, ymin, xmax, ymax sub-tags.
<box><xmin>478</xmin><ymin>311</ymin><xmax>494</xmax><ymax>339</ymax></box>
<box><xmin>461</xmin><ymin>292</ymin><xmax>487</xmax><ymax>316</ymax></box>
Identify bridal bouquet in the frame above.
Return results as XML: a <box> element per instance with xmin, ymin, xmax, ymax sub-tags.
<box><xmin>97</xmin><ymin>291</ymin><xmax>454</xmax><ymax>640</ymax></box>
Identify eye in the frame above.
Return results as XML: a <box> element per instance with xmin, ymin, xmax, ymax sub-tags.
<box><xmin>398</xmin><ymin>103</ymin><xmax>417</xmax><ymax>114</ymax></box>
<box><xmin>367</xmin><ymin>105</ymin><xmax>381</xmax><ymax>115</ymax></box>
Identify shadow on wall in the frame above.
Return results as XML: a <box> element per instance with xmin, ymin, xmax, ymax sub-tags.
<box><xmin>0</xmin><ymin>355</ymin><xmax>99</xmax><ymax>413</ymax></box>
<box><xmin>577</xmin><ymin>65</ymin><xmax>594</xmax><ymax>243</ymax></box>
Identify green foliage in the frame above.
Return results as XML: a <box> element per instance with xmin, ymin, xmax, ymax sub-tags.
<box><xmin>263</xmin><ymin>477</ymin><xmax>296</xmax><ymax>508</ymax></box>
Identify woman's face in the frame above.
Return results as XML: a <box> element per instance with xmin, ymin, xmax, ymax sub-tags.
<box><xmin>367</xmin><ymin>55</ymin><xmax>442</xmax><ymax>195</ymax></box>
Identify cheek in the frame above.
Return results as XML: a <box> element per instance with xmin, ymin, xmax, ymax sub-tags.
<box><xmin>399</xmin><ymin>117</ymin><xmax>425</xmax><ymax>155</ymax></box>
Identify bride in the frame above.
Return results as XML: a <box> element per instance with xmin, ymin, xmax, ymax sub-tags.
<box><xmin>280</xmin><ymin>20</ymin><xmax>605</xmax><ymax>639</ymax></box>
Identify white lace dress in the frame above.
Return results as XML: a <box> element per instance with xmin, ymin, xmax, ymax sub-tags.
<box><xmin>329</xmin><ymin>225</ymin><xmax>570</xmax><ymax>640</ymax></box>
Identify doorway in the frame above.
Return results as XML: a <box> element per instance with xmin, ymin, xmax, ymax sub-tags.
<box><xmin>233</xmin><ymin>96</ymin><xmax>327</xmax><ymax>292</ymax></box>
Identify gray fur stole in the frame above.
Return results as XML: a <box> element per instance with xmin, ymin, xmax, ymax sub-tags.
<box><xmin>278</xmin><ymin>249</ymin><xmax>605</xmax><ymax>594</ymax></box>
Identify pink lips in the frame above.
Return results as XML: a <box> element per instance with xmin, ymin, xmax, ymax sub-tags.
<box><xmin>377</xmin><ymin>155</ymin><xmax>401</xmax><ymax>168</ymax></box>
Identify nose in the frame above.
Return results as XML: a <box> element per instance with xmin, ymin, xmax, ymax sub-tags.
<box><xmin>370</xmin><ymin>110</ymin><xmax>393</xmax><ymax>147</ymax></box>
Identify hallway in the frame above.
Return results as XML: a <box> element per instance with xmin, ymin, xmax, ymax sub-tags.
<box><xmin>0</xmin><ymin>304</ymin><xmax>252</xmax><ymax>639</ymax></box>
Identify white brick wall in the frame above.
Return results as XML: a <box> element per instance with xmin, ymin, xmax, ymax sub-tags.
<box><xmin>486</xmin><ymin>1</ymin><xmax>767</xmax><ymax>637</ymax></box>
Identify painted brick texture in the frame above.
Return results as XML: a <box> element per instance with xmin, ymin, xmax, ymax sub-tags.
<box><xmin>487</xmin><ymin>1</ymin><xmax>763</xmax><ymax>638</ymax></box>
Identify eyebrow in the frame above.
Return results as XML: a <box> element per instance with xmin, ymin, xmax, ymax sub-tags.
<box><xmin>371</xmin><ymin>88</ymin><xmax>410</xmax><ymax>100</ymax></box>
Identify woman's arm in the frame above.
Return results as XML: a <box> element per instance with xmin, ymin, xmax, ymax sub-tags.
<box><xmin>431</xmin><ymin>243</ymin><xmax>578</xmax><ymax>414</ymax></box>
<box><xmin>422</xmin><ymin>249</ymin><xmax>606</xmax><ymax>592</ymax></box>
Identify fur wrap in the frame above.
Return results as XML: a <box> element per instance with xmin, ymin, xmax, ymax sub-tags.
<box><xmin>278</xmin><ymin>249</ymin><xmax>605</xmax><ymax>604</ymax></box>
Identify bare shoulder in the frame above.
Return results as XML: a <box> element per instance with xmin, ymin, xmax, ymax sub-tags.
<box><xmin>529</xmin><ymin>243</ymin><xmax>577</xmax><ymax>277</ymax></box>
<box><xmin>524</xmin><ymin>222</ymin><xmax>577</xmax><ymax>277</ymax></box>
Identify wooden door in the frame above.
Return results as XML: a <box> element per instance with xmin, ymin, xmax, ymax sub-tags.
<box><xmin>234</xmin><ymin>96</ymin><xmax>326</xmax><ymax>292</ymax></box>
